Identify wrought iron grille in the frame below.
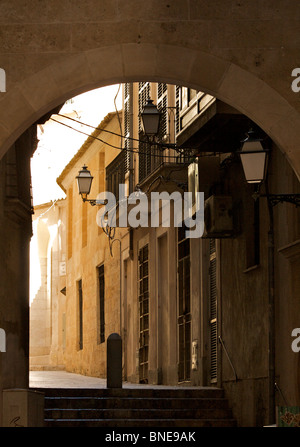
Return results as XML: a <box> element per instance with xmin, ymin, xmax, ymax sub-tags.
<box><xmin>138</xmin><ymin>244</ymin><xmax>149</xmax><ymax>384</ymax></box>
<box><xmin>177</xmin><ymin>226</ymin><xmax>191</xmax><ymax>383</ymax></box>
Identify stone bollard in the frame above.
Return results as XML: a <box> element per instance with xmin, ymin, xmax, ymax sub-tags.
<box><xmin>107</xmin><ymin>333</ymin><xmax>122</xmax><ymax>388</ymax></box>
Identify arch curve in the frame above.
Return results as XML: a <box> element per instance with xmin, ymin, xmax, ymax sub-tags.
<box><xmin>0</xmin><ymin>43</ymin><xmax>299</xmax><ymax>179</ymax></box>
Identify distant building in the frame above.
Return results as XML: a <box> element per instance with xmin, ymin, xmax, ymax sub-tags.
<box><xmin>30</xmin><ymin>199</ymin><xmax>67</xmax><ymax>371</ymax></box>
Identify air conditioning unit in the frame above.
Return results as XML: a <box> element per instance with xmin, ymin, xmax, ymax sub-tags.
<box><xmin>203</xmin><ymin>195</ymin><xmax>233</xmax><ymax>238</ymax></box>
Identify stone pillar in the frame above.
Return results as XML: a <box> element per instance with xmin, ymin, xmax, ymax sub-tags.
<box><xmin>2</xmin><ymin>389</ymin><xmax>44</xmax><ymax>427</ymax></box>
<box><xmin>0</xmin><ymin>126</ymin><xmax>37</xmax><ymax>426</ymax></box>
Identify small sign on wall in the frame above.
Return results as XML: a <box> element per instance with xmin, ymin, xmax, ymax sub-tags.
<box><xmin>59</xmin><ymin>261</ymin><xmax>66</xmax><ymax>276</ymax></box>
<box><xmin>0</xmin><ymin>328</ymin><xmax>6</xmax><ymax>352</ymax></box>
<box><xmin>0</xmin><ymin>68</ymin><xmax>6</xmax><ymax>92</ymax></box>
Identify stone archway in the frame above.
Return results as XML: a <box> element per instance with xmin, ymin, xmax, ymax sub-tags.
<box><xmin>0</xmin><ymin>43</ymin><xmax>300</xmax><ymax>179</ymax></box>
<box><xmin>0</xmin><ymin>2</ymin><xmax>300</xmax><ymax>425</ymax></box>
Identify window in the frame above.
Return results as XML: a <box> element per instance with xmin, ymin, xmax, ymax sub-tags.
<box><xmin>138</xmin><ymin>244</ymin><xmax>149</xmax><ymax>383</ymax></box>
<box><xmin>106</xmin><ymin>151</ymin><xmax>125</xmax><ymax>202</ymax></box>
<box><xmin>177</xmin><ymin>226</ymin><xmax>191</xmax><ymax>382</ymax></box>
<box><xmin>97</xmin><ymin>265</ymin><xmax>105</xmax><ymax>344</ymax></box>
<box><xmin>157</xmin><ymin>83</ymin><xmax>168</xmax><ymax>142</ymax></box>
<box><xmin>138</xmin><ymin>83</ymin><xmax>169</xmax><ymax>183</ymax></box>
<box><xmin>124</xmin><ymin>83</ymin><xmax>133</xmax><ymax>183</ymax></box>
<box><xmin>77</xmin><ymin>279</ymin><xmax>83</xmax><ymax>350</ymax></box>
<box><xmin>180</xmin><ymin>87</ymin><xmax>197</xmax><ymax>110</ymax></box>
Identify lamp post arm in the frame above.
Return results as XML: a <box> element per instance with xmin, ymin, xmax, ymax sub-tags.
<box><xmin>82</xmin><ymin>197</ymin><xmax>107</xmax><ymax>206</ymax></box>
<box><xmin>259</xmin><ymin>193</ymin><xmax>300</xmax><ymax>207</ymax></box>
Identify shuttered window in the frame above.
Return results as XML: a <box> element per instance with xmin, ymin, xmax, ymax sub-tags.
<box><xmin>124</xmin><ymin>83</ymin><xmax>132</xmax><ymax>176</ymax></box>
<box><xmin>209</xmin><ymin>239</ymin><xmax>218</xmax><ymax>383</ymax></box>
<box><xmin>157</xmin><ymin>83</ymin><xmax>168</xmax><ymax>142</ymax></box>
<box><xmin>138</xmin><ymin>82</ymin><xmax>151</xmax><ymax>183</ymax></box>
<box><xmin>138</xmin><ymin>82</ymin><xmax>168</xmax><ymax>183</ymax></box>
<box><xmin>175</xmin><ymin>85</ymin><xmax>181</xmax><ymax>135</ymax></box>
<box><xmin>106</xmin><ymin>150</ymin><xmax>125</xmax><ymax>201</ymax></box>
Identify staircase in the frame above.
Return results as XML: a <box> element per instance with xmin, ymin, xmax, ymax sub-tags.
<box><xmin>36</xmin><ymin>387</ymin><xmax>236</xmax><ymax>427</ymax></box>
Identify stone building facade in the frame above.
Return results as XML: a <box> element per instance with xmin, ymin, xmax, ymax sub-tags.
<box><xmin>109</xmin><ymin>82</ymin><xmax>300</xmax><ymax>426</ymax></box>
<box><xmin>32</xmin><ymin>82</ymin><xmax>300</xmax><ymax>427</ymax></box>
<box><xmin>56</xmin><ymin>111</ymin><xmax>125</xmax><ymax>377</ymax></box>
<box><xmin>1</xmin><ymin>0</ymin><xmax>300</xmax><ymax>428</ymax></box>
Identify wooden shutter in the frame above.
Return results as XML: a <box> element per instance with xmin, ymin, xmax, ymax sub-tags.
<box><xmin>209</xmin><ymin>239</ymin><xmax>218</xmax><ymax>383</ymax></box>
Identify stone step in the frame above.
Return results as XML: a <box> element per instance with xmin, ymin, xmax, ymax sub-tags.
<box><xmin>37</xmin><ymin>387</ymin><xmax>225</xmax><ymax>398</ymax></box>
<box><xmin>44</xmin><ymin>418</ymin><xmax>237</xmax><ymax>427</ymax></box>
<box><xmin>45</xmin><ymin>407</ymin><xmax>233</xmax><ymax>420</ymax></box>
<box><xmin>36</xmin><ymin>386</ymin><xmax>236</xmax><ymax>428</ymax></box>
<box><xmin>44</xmin><ymin>396</ymin><xmax>230</xmax><ymax>410</ymax></box>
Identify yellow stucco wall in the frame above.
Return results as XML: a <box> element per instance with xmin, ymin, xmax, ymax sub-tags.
<box><xmin>58</xmin><ymin>111</ymin><xmax>125</xmax><ymax>377</ymax></box>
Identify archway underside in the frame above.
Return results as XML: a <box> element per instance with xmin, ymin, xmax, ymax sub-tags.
<box><xmin>0</xmin><ymin>43</ymin><xmax>299</xmax><ymax>180</ymax></box>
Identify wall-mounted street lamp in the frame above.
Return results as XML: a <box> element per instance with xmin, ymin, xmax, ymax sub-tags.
<box><xmin>238</xmin><ymin>129</ymin><xmax>300</xmax><ymax>207</ymax></box>
<box><xmin>238</xmin><ymin>129</ymin><xmax>299</xmax><ymax>425</ymax></box>
<box><xmin>239</xmin><ymin>129</ymin><xmax>268</xmax><ymax>184</ymax></box>
<box><xmin>140</xmin><ymin>99</ymin><xmax>161</xmax><ymax>136</ymax></box>
<box><xmin>76</xmin><ymin>165</ymin><xmax>106</xmax><ymax>206</ymax></box>
<box><xmin>140</xmin><ymin>98</ymin><xmax>180</xmax><ymax>153</ymax></box>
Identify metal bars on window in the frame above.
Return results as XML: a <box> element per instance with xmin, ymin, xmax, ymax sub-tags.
<box><xmin>209</xmin><ymin>239</ymin><xmax>218</xmax><ymax>383</ymax></box>
<box><xmin>138</xmin><ymin>244</ymin><xmax>149</xmax><ymax>383</ymax></box>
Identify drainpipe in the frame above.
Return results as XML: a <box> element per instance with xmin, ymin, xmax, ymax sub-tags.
<box><xmin>266</xmin><ymin>180</ymin><xmax>275</xmax><ymax>425</ymax></box>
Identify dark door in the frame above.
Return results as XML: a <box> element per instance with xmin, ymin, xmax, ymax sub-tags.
<box><xmin>177</xmin><ymin>227</ymin><xmax>191</xmax><ymax>383</ymax></box>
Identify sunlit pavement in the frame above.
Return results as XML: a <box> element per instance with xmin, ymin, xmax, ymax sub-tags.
<box><xmin>29</xmin><ymin>370</ymin><xmax>211</xmax><ymax>390</ymax></box>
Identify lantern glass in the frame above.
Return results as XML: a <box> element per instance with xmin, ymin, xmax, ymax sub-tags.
<box><xmin>140</xmin><ymin>99</ymin><xmax>161</xmax><ymax>136</ymax></box>
<box><xmin>240</xmin><ymin>131</ymin><xmax>267</xmax><ymax>184</ymax></box>
<box><xmin>76</xmin><ymin>165</ymin><xmax>93</xmax><ymax>195</ymax></box>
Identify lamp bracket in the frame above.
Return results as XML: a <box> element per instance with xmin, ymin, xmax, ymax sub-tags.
<box><xmin>82</xmin><ymin>197</ymin><xmax>107</xmax><ymax>207</ymax></box>
<box><xmin>257</xmin><ymin>193</ymin><xmax>300</xmax><ymax>207</ymax></box>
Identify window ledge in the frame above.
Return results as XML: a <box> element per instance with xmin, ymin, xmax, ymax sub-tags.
<box><xmin>243</xmin><ymin>264</ymin><xmax>260</xmax><ymax>274</ymax></box>
<box><xmin>278</xmin><ymin>239</ymin><xmax>300</xmax><ymax>260</ymax></box>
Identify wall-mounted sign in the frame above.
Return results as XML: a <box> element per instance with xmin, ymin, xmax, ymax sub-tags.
<box><xmin>0</xmin><ymin>328</ymin><xmax>6</xmax><ymax>352</ymax></box>
<box><xmin>59</xmin><ymin>261</ymin><xmax>66</xmax><ymax>276</ymax></box>
<box><xmin>0</xmin><ymin>69</ymin><xmax>6</xmax><ymax>92</ymax></box>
